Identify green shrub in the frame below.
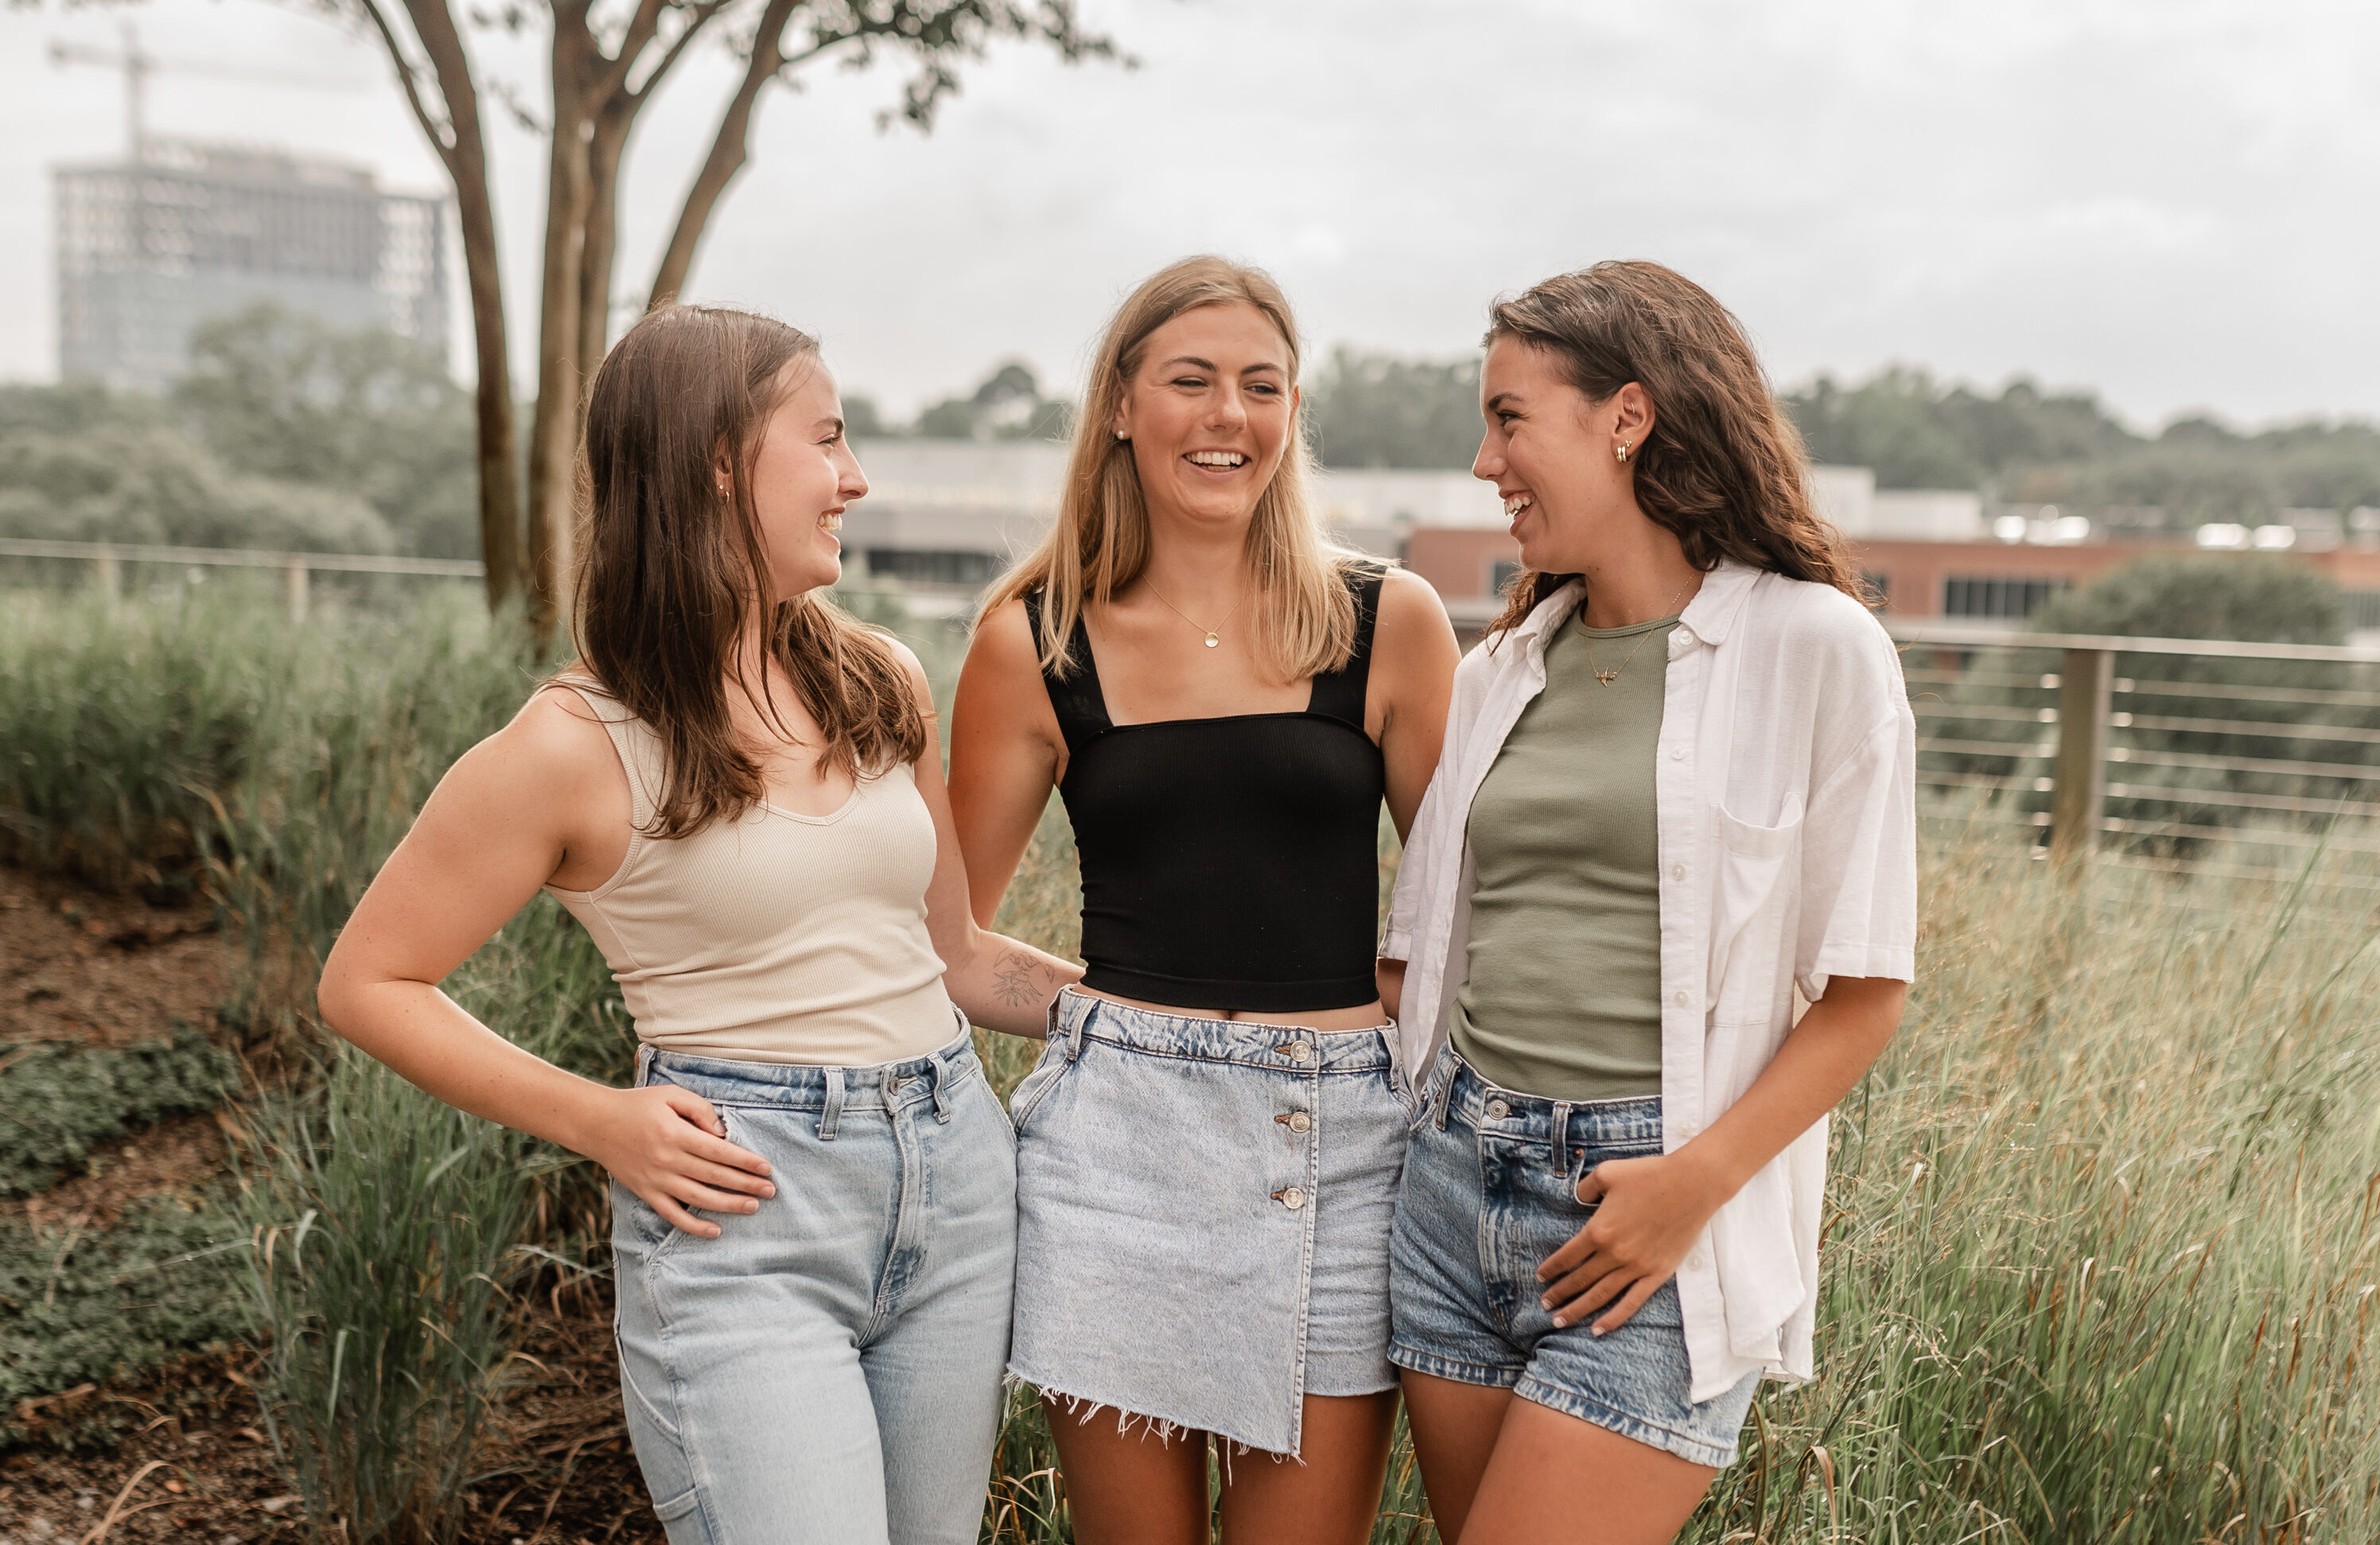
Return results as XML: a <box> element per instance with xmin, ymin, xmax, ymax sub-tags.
<box><xmin>0</xmin><ymin>1190</ymin><xmax>249</xmax><ymax>1441</ymax></box>
<box><xmin>0</xmin><ymin>1022</ymin><xmax>239</xmax><ymax>1195</ymax></box>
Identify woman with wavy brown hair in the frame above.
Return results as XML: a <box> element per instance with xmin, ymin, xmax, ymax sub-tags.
<box><xmin>316</xmin><ymin>304</ymin><xmax>1077</xmax><ymax>1543</ymax></box>
<box><xmin>949</xmin><ymin>256</ymin><xmax>1460</xmax><ymax>1543</ymax></box>
<box><xmin>1378</xmin><ymin>262</ymin><xmax>1916</xmax><ymax>1542</ymax></box>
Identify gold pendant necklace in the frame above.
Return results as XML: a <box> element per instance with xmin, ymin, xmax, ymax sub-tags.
<box><xmin>1580</xmin><ymin>579</ymin><xmax>1695</xmax><ymax>687</ymax></box>
<box><xmin>1143</xmin><ymin>579</ymin><xmax>1247</xmax><ymax>650</ymax></box>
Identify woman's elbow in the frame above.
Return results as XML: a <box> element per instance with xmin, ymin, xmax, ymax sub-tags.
<box><xmin>313</xmin><ymin>940</ymin><xmax>379</xmax><ymax>1042</ymax></box>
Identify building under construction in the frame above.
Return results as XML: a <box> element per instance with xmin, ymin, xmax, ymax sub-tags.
<box><xmin>54</xmin><ymin>140</ymin><xmax>450</xmax><ymax>393</ymax></box>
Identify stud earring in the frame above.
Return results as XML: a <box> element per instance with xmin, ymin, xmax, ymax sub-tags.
<box><xmin>1616</xmin><ymin>442</ymin><xmax>1632</xmax><ymax>465</ymax></box>
<box><xmin>1114</xmin><ymin>429</ymin><xmax>1129</xmax><ymax>442</ymax></box>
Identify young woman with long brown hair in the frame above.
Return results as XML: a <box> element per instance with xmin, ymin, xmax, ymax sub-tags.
<box><xmin>948</xmin><ymin>256</ymin><xmax>1460</xmax><ymax>1543</ymax></box>
<box><xmin>316</xmin><ymin>304</ymin><xmax>1077</xmax><ymax>1544</ymax></box>
<box><xmin>1379</xmin><ymin>262</ymin><xmax>1916</xmax><ymax>1543</ymax></box>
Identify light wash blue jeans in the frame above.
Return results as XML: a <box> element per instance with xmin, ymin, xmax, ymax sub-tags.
<box><xmin>610</xmin><ymin>1030</ymin><xmax>1016</xmax><ymax>1543</ymax></box>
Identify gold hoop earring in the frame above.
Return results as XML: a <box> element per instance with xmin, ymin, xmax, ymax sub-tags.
<box><xmin>1616</xmin><ymin>442</ymin><xmax>1633</xmax><ymax>465</ymax></box>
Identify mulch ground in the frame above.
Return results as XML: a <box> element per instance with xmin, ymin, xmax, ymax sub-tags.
<box><xmin>0</xmin><ymin>866</ymin><xmax>232</xmax><ymax>1057</ymax></box>
<box><xmin>3</xmin><ymin>1296</ymin><xmax>662</xmax><ymax>1545</ymax></box>
<box><xmin>2</xmin><ymin>863</ymin><xmax>663</xmax><ymax>1544</ymax></box>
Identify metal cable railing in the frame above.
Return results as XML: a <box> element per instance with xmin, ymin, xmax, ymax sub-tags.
<box><xmin>0</xmin><ymin>535</ymin><xmax>981</xmax><ymax>623</ymax></box>
<box><xmin>1892</xmin><ymin>621</ymin><xmax>2380</xmax><ymax>894</ymax></box>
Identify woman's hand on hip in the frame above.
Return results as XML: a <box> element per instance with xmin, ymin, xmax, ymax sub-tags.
<box><xmin>1536</xmin><ymin>1148</ymin><xmax>1727</xmax><ymax>1334</ymax></box>
<box><xmin>583</xmin><ymin>1084</ymin><xmax>776</xmax><ymax>1239</ymax></box>
<box><xmin>1536</xmin><ymin>977</ymin><xmax>1909</xmax><ymax>1331</ymax></box>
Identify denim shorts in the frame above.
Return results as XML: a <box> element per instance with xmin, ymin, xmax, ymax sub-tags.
<box><xmin>1007</xmin><ymin>988</ymin><xmax>1411</xmax><ymax>1456</ymax></box>
<box><xmin>612</xmin><ymin>1028</ymin><xmax>1014</xmax><ymax>1543</ymax></box>
<box><xmin>1388</xmin><ymin>1045</ymin><xmax>1759</xmax><ymax>1469</ymax></box>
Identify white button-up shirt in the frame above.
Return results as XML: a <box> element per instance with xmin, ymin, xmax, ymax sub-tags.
<box><xmin>1383</xmin><ymin>559</ymin><xmax>1917</xmax><ymax>1400</ymax></box>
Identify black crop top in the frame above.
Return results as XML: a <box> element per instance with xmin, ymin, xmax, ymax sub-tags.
<box><xmin>1025</xmin><ymin>567</ymin><xmax>1389</xmax><ymax>1012</ymax></box>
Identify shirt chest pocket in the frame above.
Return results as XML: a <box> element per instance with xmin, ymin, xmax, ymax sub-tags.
<box><xmin>1705</xmin><ymin>798</ymin><xmax>1802</xmax><ymax>1029</ymax></box>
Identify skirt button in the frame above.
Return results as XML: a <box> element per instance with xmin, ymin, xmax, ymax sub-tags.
<box><xmin>1286</xmin><ymin>1041</ymin><xmax>1313</xmax><ymax>1064</ymax></box>
<box><xmin>1280</xmin><ymin>1188</ymin><xmax>1306</xmax><ymax>1211</ymax></box>
<box><xmin>1485</xmin><ymin>1099</ymin><xmax>1510</xmax><ymax>1120</ymax></box>
<box><xmin>1287</xmin><ymin>1111</ymin><xmax>1312</xmax><ymax>1133</ymax></box>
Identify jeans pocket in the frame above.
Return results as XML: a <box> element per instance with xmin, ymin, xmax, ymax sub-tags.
<box><xmin>616</xmin><ymin>1104</ymin><xmax>755</xmax><ymax>1261</ymax></box>
<box><xmin>650</xmin><ymin>1486</ymin><xmax>702</xmax><ymax>1525</ymax></box>
<box><xmin>614</xmin><ymin>1262</ymin><xmax>711</xmax><ymax>1541</ymax></box>
<box><xmin>1566</xmin><ymin>1137</ymin><xmax>1662</xmax><ymax>1207</ymax></box>
<box><xmin>612</xmin><ymin>1178</ymin><xmax>676</xmax><ymax>1252</ymax></box>
<box><xmin>1007</xmin><ymin>1038</ymin><xmax>1071</xmax><ymax>1134</ymax></box>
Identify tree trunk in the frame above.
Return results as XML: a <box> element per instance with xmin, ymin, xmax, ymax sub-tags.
<box><xmin>577</xmin><ymin>97</ymin><xmax>635</xmax><ymax>390</ymax></box>
<box><xmin>526</xmin><ymin>7</ymin><xmax>596</xmax><ymax>648</ymax></box>
<box><xmin>394</xmin><ymin>0</ymin><xmax>520</xmax><ymax>610</ymax></box>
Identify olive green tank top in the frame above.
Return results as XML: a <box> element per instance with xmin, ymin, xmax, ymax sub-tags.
<box><xmin>1450</xmin><ymin>609</ymin><xmax>1676</xmax><ymax>1102</ymax></box>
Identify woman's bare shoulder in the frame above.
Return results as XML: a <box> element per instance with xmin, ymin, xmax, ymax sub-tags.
<box><xmin>461</xmin><ymin>684</ymin><xmax>625</xmax><ymax>797</ymax></box>
<box><xmin>970</xmin><ymin>596</ymin><xmax>1040</xmax><ymax>661</ymax></box>
<box><xmin>1375</xmin><ymin>565</ymin><xmax>1451</xmax><ymax>626</ymax></box>
<box><xmin>1372</xmin><ymin>565</ymin><xmax>1460</xmax><ymax>667</ymax></box>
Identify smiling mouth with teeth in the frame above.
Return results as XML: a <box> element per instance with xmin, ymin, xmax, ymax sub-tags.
<box><xmin>819</xmin><ymin>511</ymin><xmax>842</xmax><ymax>532</ymax></box>
<box><xmin>1186</xmin><ymin>450</ymin><xmax>1249</xmax><ymax>469</ymax></box>
<box><xmin>1503</xmin><ymin>493</ymin><xmax>1534</xmax><ymax>518</ymax></box>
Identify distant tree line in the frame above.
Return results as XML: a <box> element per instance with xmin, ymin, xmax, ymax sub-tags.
<box><xmin>15</xmin><ymin>325</ymin><xmax>2378</xmax><ymax>555</ymax></box>
<box><xmin>1787</xmin><ymin>369</ymin><xmax>2380</xmax><ymax>526</ymax></box>
<box><xmin>0</xmin><ymin>305</ymin><xmax>474</xmax><ymax>558</ymax></box>
<box><xmin>858</xmin><ymin>348</ymin><xmax>1496</xmax><ymax>468</ymax></box>
<box><xmin>847</xmin><ymin>361</ymin><xmax>1073</xmax><ymax>443</ymax></box>
<box><xmin>1303</xmin><ymin>350</ymin><xmax>1484</xmax><ymax>470</ymax></box>
<box><xmin>1278</xmin><ymin>351</ymin><xmax>2380</xmax><ymax>533</ymax></box>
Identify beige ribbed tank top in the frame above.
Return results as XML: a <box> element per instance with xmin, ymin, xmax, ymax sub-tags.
<box><xmin>541</xmin><ymin>677</ymin><xmax>959</xmax><ymax>1066</ymax></box>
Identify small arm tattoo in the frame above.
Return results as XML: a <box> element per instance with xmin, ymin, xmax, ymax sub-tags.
<box><xmin>991</xmin><ymin>950</ymin><xmax>1048</xmax><ymax>1009</ymax></box>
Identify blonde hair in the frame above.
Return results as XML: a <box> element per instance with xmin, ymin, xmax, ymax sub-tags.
<box><xmin>980</xmin><ymin>255</ymin><xmax>1360</xmax><ymax>681</ymax></box>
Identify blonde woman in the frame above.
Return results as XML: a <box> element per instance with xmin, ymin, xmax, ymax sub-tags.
<box><xmin>949</xmin><ymin>256</ymin><xmax>1460</xmax><ymax>1543</ymax></box>
<box><xmin>1381</xmin><ymin>262</ymin><xmax>1916</xmax><ymax>1543</ymax></box>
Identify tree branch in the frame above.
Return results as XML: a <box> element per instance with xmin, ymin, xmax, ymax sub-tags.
<box><xmin>646</xmin><ymin>0</ymin><xmax>803</xmax><ymax>306</ymax></box>
<box><xmin>646</xmin><ymin>1</ymin><xmax>1121</xmax><ymax>305</ymax></box>
<box><xmin>627</xmin><ymin>0</ymin><xmax>737</xmax><ymax>103</ymax></box>
<box><xmin>589</xmin><ymin>0</ymin><xmax>671</xmax><ymax>103</ymax></box>
<box><xmin>352</xmin><ymin>0</ymin><xmax>457</xmax><ymax>163</ymax></box>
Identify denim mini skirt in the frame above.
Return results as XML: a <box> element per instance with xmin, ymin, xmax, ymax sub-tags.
<box><xmin>1389</xmin><ymin>1044</ymin><xmax>1760</xmax><ymax>1469</ymax></box>
<box><xmin>1008</xmin><ymin>989</ymin><xmax>1411</xmax><ymax>1456</ymax></box>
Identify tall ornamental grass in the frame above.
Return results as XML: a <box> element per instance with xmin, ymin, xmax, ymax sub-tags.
<box><xmin>7</xmin><ymin>582</ymin><xmax>2379</xmax><ymax>1541</ymax></box>
<box><xmin>240</xmin><ymin>901</ymin><xmax>624</xmax><ymax>1545</ymax></box>
<box><xmin>1688</xmin><ymin>829</ymin><xmax>2380</xmax><ymax>1543</ymax></box>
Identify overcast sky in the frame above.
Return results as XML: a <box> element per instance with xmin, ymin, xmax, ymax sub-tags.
<box><xmin>2</xmin><ymin>0</ymin><xmax>2374</xmax><ymax>428</ymax></box>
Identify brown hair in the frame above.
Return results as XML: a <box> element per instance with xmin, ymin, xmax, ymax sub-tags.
<box><xmin>1484</xmin><ymin>261</ymin><xmax>1865</xmax><ymax>635</ymax></box>
<box><xmin>978</xmin><ymin>255</ymin><xmax>1359</xmax><ymax>681</ymax></box>
<box><xmin>572</xmin><ymin>303</ymin><xmax>924</xmax><ymax>839</ymax></box>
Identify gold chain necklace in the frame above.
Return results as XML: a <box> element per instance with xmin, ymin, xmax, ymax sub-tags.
<box><xmin>1581</xmin><ymin>579</ymin><xmax>1695</xmax><ymax>687</ymax></box>
<box><xmin>1142</xmin><ymin>579</ymin><xmax>1247</xmax><ymax>650</ymax></box>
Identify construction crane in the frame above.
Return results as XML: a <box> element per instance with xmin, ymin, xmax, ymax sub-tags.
<box><xmin>49</xmin><ymin>21</ymin><xmax>353</xmax><ymax>163</ymax></box>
